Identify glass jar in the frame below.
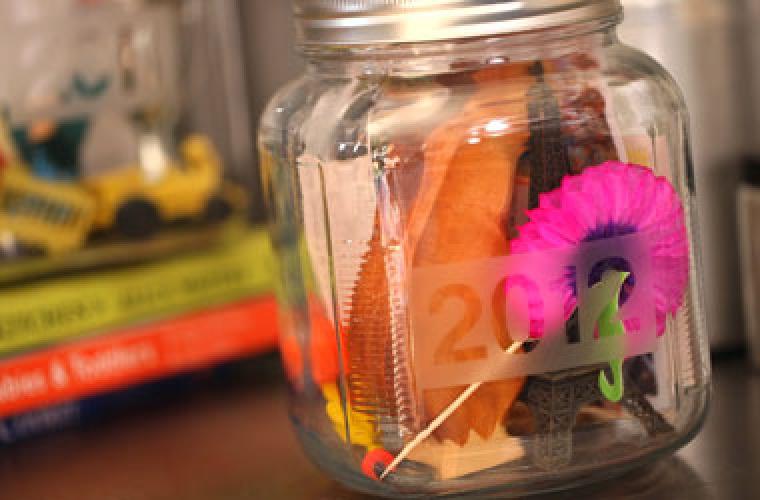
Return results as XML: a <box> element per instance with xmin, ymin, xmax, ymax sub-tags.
<box><xmin>0</xmin><ymin>0</ymin><xmax>250</xmax><ymax>282</ymax></box>
<box><xmin>739</xmin><ymin>158</ymin><xmax>760</xmax><ymax>370</ymax></box>
<box><xmin>260</xmin><ymin>1</ymin><xmax>711</xmax><ymax>497</ymax></box>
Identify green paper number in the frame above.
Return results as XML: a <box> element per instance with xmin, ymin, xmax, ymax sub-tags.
<box><xmin>596</xmin><ymin>272</ymin><xmax>629</xmax><ymax>403</ymax></box>
<box><xmin>599</xmin><ymin>358</ymin><xmax>624</xmax><ymax>402</ymax></box>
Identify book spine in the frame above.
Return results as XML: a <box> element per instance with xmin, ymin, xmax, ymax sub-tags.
<box><xmin>0</xmin><ymin>374</ymin><xmax>195</xmax><ymax>444</ymax></box>
<box><xmin>0</xmin><ymin>359</ymin><xmax>264</xmax><ymax>444</ymax></box>
<box><xmin>0</xmin><ymin>297</ymin><xmax>279</xmax><ymax>419</ymax></box>
<box><xmin>0</xmin><ymin>230</ymin><xmax>275</xmax><ymax>356</ymax></box>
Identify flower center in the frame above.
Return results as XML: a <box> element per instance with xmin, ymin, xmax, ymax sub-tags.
<box><xmin>566</xmin><ymin>223</ymin><xmax>639</xmax><ymax>304</ymax></box>
<box><xmin>582</xmin><ymin>222</ymin><xmax>637</xmax><ymax>243</ymax></box>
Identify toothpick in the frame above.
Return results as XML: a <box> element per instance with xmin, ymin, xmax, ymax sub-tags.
<box><xmin>380</xmin><ymin>341</ymin><xmax>523</xmax><ymax>480</ymax></box>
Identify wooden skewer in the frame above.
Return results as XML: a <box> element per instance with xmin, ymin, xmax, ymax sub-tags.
<box><xmin>380</xmin><ymin>341</ymin><xmax>524</xmax><ymax>480</ymax></box>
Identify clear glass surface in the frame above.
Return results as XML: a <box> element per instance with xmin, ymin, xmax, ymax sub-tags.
<box><xmin>260</xmin><ymin>20</ymin><xmax>711</xmax><ymax>498</ymax></box>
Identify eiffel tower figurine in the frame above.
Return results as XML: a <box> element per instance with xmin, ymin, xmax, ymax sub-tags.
<box><xmin>526</xmin><ymin>61</ymin><xmax>571</xmax><ymax>209</ymax></box>
<box><xmin>517</xmin><ymin>61</ymin><xmax>673</xmax><ymax>471</ymax></box>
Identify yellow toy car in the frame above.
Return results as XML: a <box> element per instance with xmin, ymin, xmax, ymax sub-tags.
<box><xmin>84</xmin><ymin>135</ymin><xmax>243</xmax><ymax>238</ymax></box>
<box><xmin>0</xmin><ymin>135</ymin><xmax>244</xmax><ymax>255</ymax></box>
<box><xmin>0</xmin><ymin>164</ymin><xmax>97</xmax><ymax>254</ymax></box>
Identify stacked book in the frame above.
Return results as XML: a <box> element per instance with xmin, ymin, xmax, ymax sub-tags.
<box><xmin>0</xmin><ymin>229</ymin><xmax>279</xmax><ymax>443</ymax></box>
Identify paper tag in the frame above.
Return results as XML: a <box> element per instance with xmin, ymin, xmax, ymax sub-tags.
<box><xmin>410</xmin><ymin>232</ymin><xmax>658</xmax><ymax>392</ymax></box>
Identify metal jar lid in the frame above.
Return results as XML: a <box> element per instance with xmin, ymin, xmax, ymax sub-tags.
<box><xmin>294</xmin><ymin>0</ymin><xmax>622</xmax><ymax>46</ymax></box>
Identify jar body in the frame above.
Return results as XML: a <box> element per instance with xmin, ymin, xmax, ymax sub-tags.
<box><xmin>260</xmin><ymin>24</ymin><xmax>710</xmax><ymax>498</ymax></box>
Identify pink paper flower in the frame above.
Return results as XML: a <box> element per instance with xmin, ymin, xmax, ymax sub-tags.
<box><xmin>510</xmin><ymin>162</ymin><xmax>689</xmax><ymax>335</ymax></box>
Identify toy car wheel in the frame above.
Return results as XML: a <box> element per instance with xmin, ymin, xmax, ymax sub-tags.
<box><xmin>0</xmin><ymin>241</ymin><xmax>44</xmax><ymax>259</ymax></box>
<box><xmin>115</xmin><ymin>198</ymin><xmax>161</xmax><ymax>239</ymax></box>
<box><xmin>204</xmin><ymin>195</ymin><xmax>233</xmax><ymax>222</ymax></box>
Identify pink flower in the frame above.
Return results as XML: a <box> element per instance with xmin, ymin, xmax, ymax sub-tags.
<box><xmin>510</xmin><ymin>162</ymin><xmax>689</xmax><ymax>335</ymax></box>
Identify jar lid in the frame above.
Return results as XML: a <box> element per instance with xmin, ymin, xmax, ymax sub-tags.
<box><xmin>294</xmin><ymin>0</ymin><xmax>622</xmax><ymax>46</ymax></box>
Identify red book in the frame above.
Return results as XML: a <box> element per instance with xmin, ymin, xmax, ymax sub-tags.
<box><xmin>0</xmin><ymin>297</ymin><xmax>279</xmax><ymax>418</ymax></box>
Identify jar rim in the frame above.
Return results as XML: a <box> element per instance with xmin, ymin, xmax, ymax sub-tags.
<box><xmin>294</xmin><ymin>0</ymin><xmax>622</xmax><ymax>46</ymax></box>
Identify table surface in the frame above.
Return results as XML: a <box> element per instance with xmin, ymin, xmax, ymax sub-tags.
<box><xmin>1</xmin><ymin>355</ymin><xmax>757</xmax><ymax>500</ymax></box>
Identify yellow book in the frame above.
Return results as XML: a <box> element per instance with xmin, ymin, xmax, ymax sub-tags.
<box><xmin>0</xmin><ymin>229</ymin><xmax>275</xmax><ymax>357</ymax></box>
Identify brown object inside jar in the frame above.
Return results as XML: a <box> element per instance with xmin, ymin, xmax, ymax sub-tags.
<box><xmin>345</xmin><ymin>54</ymin><xmax>623</xmax><ymax>448</ymax></box>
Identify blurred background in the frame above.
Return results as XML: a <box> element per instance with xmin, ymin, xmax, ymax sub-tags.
<box><xmin>0</xmin><ymin>0</ymin><xmax>759</xmax><ymax>498</ymax></box>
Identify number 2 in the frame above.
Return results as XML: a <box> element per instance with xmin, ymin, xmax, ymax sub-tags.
<box><xmin>430</xmin><ymin>275</ymin><xmax>544</xmax><ymax>365</ymax></box>
<box><xmin>431</xmin><ymin>284</ymin><xmax>487</xmax><ymax>365</ymax></box>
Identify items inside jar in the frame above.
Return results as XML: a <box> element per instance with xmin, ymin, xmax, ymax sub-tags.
<box><xmin>289</xmin><ymin>50</ymin><xmax>689</xmax><ymax>489</ymax></box>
